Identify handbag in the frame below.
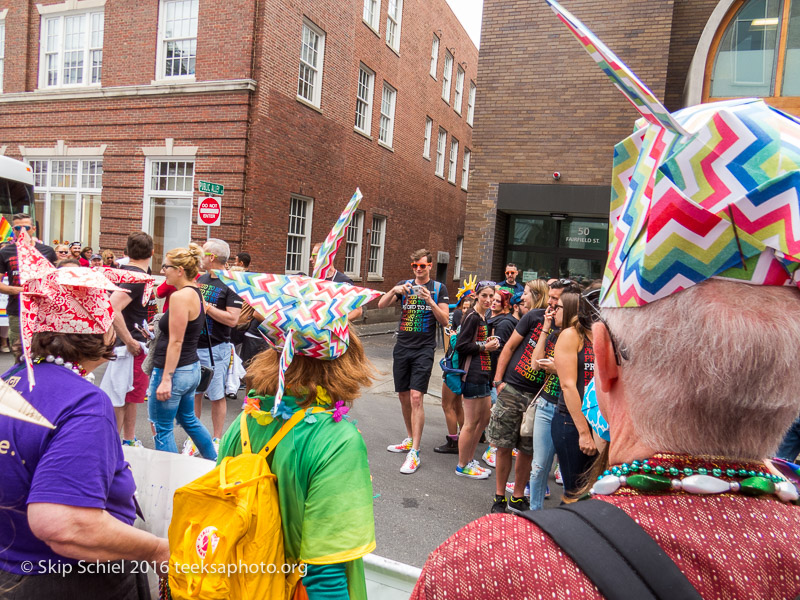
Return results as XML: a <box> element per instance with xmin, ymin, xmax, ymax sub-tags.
<box><xmin>195</xmin><ymin>307</ymin><xmax>215</xmax><ymax>394</ymax></box>
<box><xmin>520</xmin><ymin>388</ymin><xmax>544</xmax><ymax>437</ymax></box>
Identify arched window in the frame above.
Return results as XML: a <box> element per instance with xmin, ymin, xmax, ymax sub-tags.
<box><xmin>705</xmin><ymin>0</ymin><xmax>800</xmax><ymax>109</ymax></box>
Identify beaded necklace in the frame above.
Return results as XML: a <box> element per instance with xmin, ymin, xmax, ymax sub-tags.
<box><xmin>590</xmin><ymin>453</ymin><xmax>799</xmax><ymax>504</ymax></box>
<box><xmin>34</xmin><ymin>355</ymin><xmax>94</xmax><ymax>382</ymax></box>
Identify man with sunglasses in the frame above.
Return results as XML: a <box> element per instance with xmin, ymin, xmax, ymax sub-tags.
<box><xmin>498</xmin><ymin>263</ymin><xmax>524</xmax><ymax>296</ymax></box>
<box><xmin>0</xmin><ymin>214</ymin><xmax>56</xmax><ymax>359</ymax></box>
<box><xmin>378</xmin><ymin>248</ymin><xmax>450</xmax><ymax>474</ymax></box>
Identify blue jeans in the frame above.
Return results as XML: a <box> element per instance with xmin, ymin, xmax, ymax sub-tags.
<box><xmin>776</xmin><ymin>414</ymin><xmax>800</xmax><ymax>461</ymax></box>
<box><xmin>529</xmin><ymin>398</ymin><xmax>556</xmax><ymax>511</ymax></box>
<box><xmin>147</xmin><ymin>362</ymin><xmax>217</xmax><ymax>460</ymax></box>
<box><xmin>551</xmin><ymin>409</ymin><xmax>596</xmax><ymax>498</ymax></box>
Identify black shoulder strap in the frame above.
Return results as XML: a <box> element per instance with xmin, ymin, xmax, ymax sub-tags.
<box><xmin>195</xmin><ymin>286</ymin><xmax>215</xmax><ymax>367</ymax></box>
<box><xmin>517</xmin><ymin>500</ymin><xmax>702</xmax><ymax>600</ymax></box>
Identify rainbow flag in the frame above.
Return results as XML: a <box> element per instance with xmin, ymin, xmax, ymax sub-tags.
<box><xmin>0</xmin><ymin>217</ymin><xmax>12</xmax><ymax>243</ymax></box>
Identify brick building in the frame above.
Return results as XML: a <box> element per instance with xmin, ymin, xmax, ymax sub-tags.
<box><xmin>0</xmin><ymin>0</ymin><xmax>477</xmax><ymax>291</ymax></box>
<box><xmin>464</xmin><ymin>0</ymin><xmax>800</xmax><ymax>283</ymax></box>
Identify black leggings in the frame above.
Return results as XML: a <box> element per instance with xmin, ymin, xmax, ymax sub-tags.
<box><xmin>551</xmin><ymin>410</ymin><xmax>597</xmax><ymax>498</ymax></box>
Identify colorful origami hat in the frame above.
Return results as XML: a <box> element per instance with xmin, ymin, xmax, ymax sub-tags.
<box><xmin>17</xmin><ymin>234</ymin><xmax>154</xmax><ymax>389</ymax></box>
<box><xmin>216</xmin><ymin>189</ymin><xmax>382</xmax><ymax>415</ymax></box>
<box><xmin>548</xmin><ymin>0</ymin><xmax>800</xmax><ymax>307</ymax></box>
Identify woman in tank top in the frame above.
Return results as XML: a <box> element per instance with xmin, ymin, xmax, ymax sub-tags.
<box><xmin>551</xmin><ymin>289</ymin><xmax>598</xmax><ymax>499</ymax></box>
<box><xmin>147</xmin><ymin>244</ymin><xmax>216</xmax><ymax>459</ymax></box>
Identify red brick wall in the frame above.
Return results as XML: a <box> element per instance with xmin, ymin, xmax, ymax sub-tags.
<box><xmin>464</xmin><ymin>0</ymin><xmax>677</xmax><ymax>278</ymax></box>
<box><xmin>243</xmin><ymin>0</ymin><xmax>477</xmax><ymax>289</ymax></box>
<box><xmin>0</xmin><ymin>0</ymin><xmax>475</xmax><ymax>293</ymax></box>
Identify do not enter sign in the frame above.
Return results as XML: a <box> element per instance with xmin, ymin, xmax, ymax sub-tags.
<box><xmin>197</xmin><ymin>197</ymin><xmax>221</xmax><ymax>226</ymax></box>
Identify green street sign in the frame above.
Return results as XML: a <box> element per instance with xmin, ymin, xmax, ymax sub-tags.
<box><xmin>198</xmin><ymin>180</ymin><xmax>224</xmax><ymax>196</ymax></box>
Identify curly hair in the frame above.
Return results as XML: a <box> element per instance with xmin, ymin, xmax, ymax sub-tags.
<box><xmin>245</xmin><ymin>331</ymin><xmax>375</xmax><ymax>408</ymax></box>
<box><xmin>166</xmin><ymin>243</ymin><xmax>204</xmax><ymax>279</ymax></box>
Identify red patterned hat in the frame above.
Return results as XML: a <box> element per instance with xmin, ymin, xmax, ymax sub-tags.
<box><xmin>17</xmin><ymin>234</ymin><xmax>154</xmax><ymax>389</ymax></box>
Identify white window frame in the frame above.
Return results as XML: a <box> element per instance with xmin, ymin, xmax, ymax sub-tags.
<box><xmin>378</xmin><ymin>82</ymin><xmax>397</xmax><ymax>148</ymax></box>
<box><xmin>423</xmin><ymin>116</ymin><xmax>432</xmax><ymax>160</ymax></box>
<box><xmin>368</xmin><ymin>215</ymin><xmax>386</xmax><ymax>279</ymax></box>
<box><xmin>386</xmin><ymin>0</ymin><xmax>402</xmax><ymax>53</ymax></box>
<box><xmin>467</xmin><ymin>81</ymin><xmax>476</xmax><ymax>126</ymax></box>
<box><xmin>355</xmin><ymin>64</ymin><xmax>375</xmax><ymax>136</ymax></box>
<box><xmin>448</xmin><ymin>137</ymin><xmax>459</xmax><ymax>184</ymax></box>
<box><xmin>430</xmin><ymin>34</ymin><xmax>439</xmax><ymax>78</ymax></box>
<box><xmin>285</xmin><ymin>195</ymin><xmax>314</xmax><ymax>274</ymax></box>
<box><xmin>461</xmin><ymin>148</ymin><xmax>471</xmax><ymax>191</ymax></box>
<box><xmin>441</xmin><ymin>51</ymin><xmax>453</xmax><ymax>103</ymax></box>
<box><xmin>344</xmin><ymin>210</ymin><xmax>363</xmax><ymax>278</ymax></box>
<box><xmin>155</xmin><ymin>0</ymin><xmax>198</xmax><ymax>82</ymax></box>
<box><xmin>38</xmin><ymin>8</ymin><xmax>105</xmax><ymax>89</ymax></box>
<box><xmin>454</xmin><ymin>66</ymin><xmax>465</xmax><ymax>115</ymax></box>
<box><xmin>362</xmin><ymin>0</ymin><xmax>381</xmax><ymax>32</ymax></box>
<box><xmin>26</xmin><ymin>157</ymin><xmax>103</xmax><ymax>247</ymax></box>
<box><xmin>0</xmin><ymin>18</ymin><xmax>5</xmax><ymax>93</ymax></box>
<box><xmin>297</xmin><ymin>19</ymin><xmax>325</xmax><ymax>109</ymax></box>
<box><xmin>142</xmin><ymin>158</ymin><xmax>195</xmax><ymax>266</ymax></box>
<box><xmin>454</xmin><ymin>236</ymin><xmax>463</xmax><ymax>280</ymax></box>
<box><xmin>435</xmin><ymin>128</ymin><xmax>446</xmax><ymax>177</ymax></box>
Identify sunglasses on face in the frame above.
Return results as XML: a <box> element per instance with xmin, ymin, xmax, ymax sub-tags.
<box><xmin>13</xmin><ymin>225</ymin><xmax>31</xmax><ymax>232</ymax></box>
<box><xmin>505</xmin><ymin>271</ymin><xmax>517</xmax><ymax>276</ymax></box>
<box><xmin>56</xmin><ymin>250</ymin><xmax>69</xmax><ymax>254</ymax></box>
<box><xmin>411</xmin><ymin>262</ymin><xmax>430</xmax><ymax>269</ymax></box>
<box><xmin>162</xmin><ymin>264</ymin><xmax>179</xmax><ymax>270</ymax></box>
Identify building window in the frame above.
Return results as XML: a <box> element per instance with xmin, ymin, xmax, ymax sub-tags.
<box><xmin>435</xmin><ymin>128</ymin><xmax>446</xmax><ymax>177</ymax></box>
<box><xmin>709</xmin><ymin>0</ymin><xmax>800</xmax><ymax>98</ymax></box>
<box><xmin>0</xmin><ymin>20</ymin><xmax>5</xmax><ymax>92</ymax></box>
<box><xmin>344</xmin><ymin>210</ymin><xmax>363</xmax><ymax>277</ymax></box>
<box><xmin>158</xmin><ymin>0</ymin><xmax>198</xmax><ymax>79</ymax></box>
<box><xmin>298</xmin><ymin>19</ymin><xmax>325</xmax><ymax>108</ymax></box>
<box><xmin>423</xmin><ymin>116</ymin><xmax>433</xmax><ymax>159</ymax></box>
<box><xmin>363</xmin><ymin>0</ymin><xmax>381</xmax><ymax>32</ymax></box>
<box><xmin>27</xmin><ymin>158</ymin><xmax>103</xmax><ymax>250</ymax></box>
<box><xmin>448</xmin><ymin>137</ymin><xmax>459</xmax><ymax>183</ymax></box>
<box><xmin>442</xmin><ymin>51</ymin><xmax>453</xmax><ymax>103</ymax></box>
<box><xmin>454</xmin><ymin>66</ymin><xmax>465</xmax><ymax>114</ymax></box>
<box><xmin>286</xmin><ymin>195</ymin><xmax>313</xmax><ymax>273</ymax></box>
<box><xmin>368</xmin><ymin>215</ymin><xmax>386</xmax><ymax>277</ymax></box>
<box><xmin>379</xmin><ymin>82</ymin><xmax>396</xmax><ymax>147</ymax></box>
<box><xmin>386</xmin><ymin>0</ymin><xmax>402</xmax><ymax>52</ymax></box>
<box><xmin>144</xmin><ymin>159</ymin><xmax>194</xmax><ymax>267</ymax></box>
<box><xmin>461</xmin><ymin>148</ymin><xmax>471</xmax><ymax>190</ymax></box>
<box><xmin>430</xmin><ymin>34</ymin><xmax>439</xmax><ymax>78</ymax></box>
<box><xmin>39</xmin><ymin>9</ymin><xmax>104</xmax><ymax>88</ymax></box>
<box><xmin>454</xmin><ymin>236</ymin><xmax>463</xmax><ymax>280</ymax></box>
<box><xmin>467</xmin><ymin>81</ymin><xmax>476</xmax><ymax>126</ymax></box>
<box><xmin>355</xmin><ymin>65</ymin><xmax>375</xmax><ymax>135</ymax></box>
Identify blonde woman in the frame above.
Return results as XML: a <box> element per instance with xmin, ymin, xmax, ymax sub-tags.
<box><xmin>147</xmin><ymin>244</ymin><xmax>216</xmax><ymax>459</ymax></box>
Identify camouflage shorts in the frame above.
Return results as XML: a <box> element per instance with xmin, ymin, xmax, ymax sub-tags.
<box><xmin>486</xmin><ymin>383</ymin><xmax>534</xmax><ymax>455</ymax></box>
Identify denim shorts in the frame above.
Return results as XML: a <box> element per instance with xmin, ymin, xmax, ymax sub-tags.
<box><xmin>197</xmin><ymin>342</ymin><xmax>232</xmax><ymax>400</ymax></box>
<box><xmin>462</xmin><ymin>380</ymin><xmax>491</xmax><ymax>400</ymax></box>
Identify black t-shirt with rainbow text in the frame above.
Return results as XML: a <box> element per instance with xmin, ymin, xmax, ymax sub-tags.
<box><xmin>394</xmin><ymin>279</ymin><xmax>449</xmax><ymax>349</ymax></box>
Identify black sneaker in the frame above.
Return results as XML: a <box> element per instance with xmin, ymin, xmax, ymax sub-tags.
<box><xmin>507</xmin><ymin>496</ymin><xmax>529</xmax><ymax>514</ymax></box>
<box><xmin>491</xmin><ymin>495</ymin><xmax>507</xmax><ymax>514</ymax></box>
<box><xmin>433</xmin><ymin>435</ymin><xmax>459</xmax><ymax>454</ymax></box>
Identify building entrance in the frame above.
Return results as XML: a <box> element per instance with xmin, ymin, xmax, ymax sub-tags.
<box><xmin>505</xmin><ymin>215</ymin><xmax>608</xmax><ymax>284</ymax></box>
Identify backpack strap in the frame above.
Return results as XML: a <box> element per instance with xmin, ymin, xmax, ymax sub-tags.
<box><xmin>238</xmin><ymin>407</ymin><xmax>329</xmax><ymax>458</ymax></box>
<box><xmin>516</xmin><ymin>500</ymin><xmax>702</xmax><ymax>600</ymax></box>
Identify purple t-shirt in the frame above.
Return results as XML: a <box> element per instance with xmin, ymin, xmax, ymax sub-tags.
<box><xmin>0</xmin><ymin>363</ymin><xmax>137</xmax><ymax>575</ymax></box>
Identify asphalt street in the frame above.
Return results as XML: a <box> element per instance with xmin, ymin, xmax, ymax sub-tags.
<box><xmin>2</xmin><ymin>331</ymin><xmax>563</xmax><ymax>569</ymax></box>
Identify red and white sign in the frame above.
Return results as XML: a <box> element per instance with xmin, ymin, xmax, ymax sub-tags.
<box><xmin>197</xmin><ymin>196</ymin><xmax>221</xmax><ymax>226</ymax></box>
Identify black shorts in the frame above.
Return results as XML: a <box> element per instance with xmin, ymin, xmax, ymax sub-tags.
<box><xmin>393</xmin><ymin>345</ymin><xmax>436</xmax><ymax>394</ymax></box>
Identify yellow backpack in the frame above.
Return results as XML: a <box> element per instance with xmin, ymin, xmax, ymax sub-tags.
<box><xmin>168</xmin><ymin>408</ymin><xmax>324</xmax><ymax>599</ymax></box>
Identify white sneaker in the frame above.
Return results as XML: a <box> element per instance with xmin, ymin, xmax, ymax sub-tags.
<box><xmin>400</xmin><ymin>449</ymin><xmax>421</xmax><ymax>474</ymax></box>
<box><xmin>482</xmin><ymin>446</ymin><xmax>496</xmax><ymax>468</ymax></box>
<box><xmin>387</xmin><ymin>437</ymin><xmax>413</xmax><ymax>453</ymax></box>
<box><xmin>455</xmin><ymin>459</ymin><xmax>490</xmax><ymax>479</ymax></box>
<box><xmin>212</xmin><ymin>437</ymin><xmax>220</xmax><ymax>455</ymax></box>
<box><xmin>182</xmin><ymin>438</ymin><xmax>197</xmax><ymax>457</ymax></box>
<box><xmin>554</xmin><ymin>464</ymin><xmax>563</xmax><ymax>485</ymax></box>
